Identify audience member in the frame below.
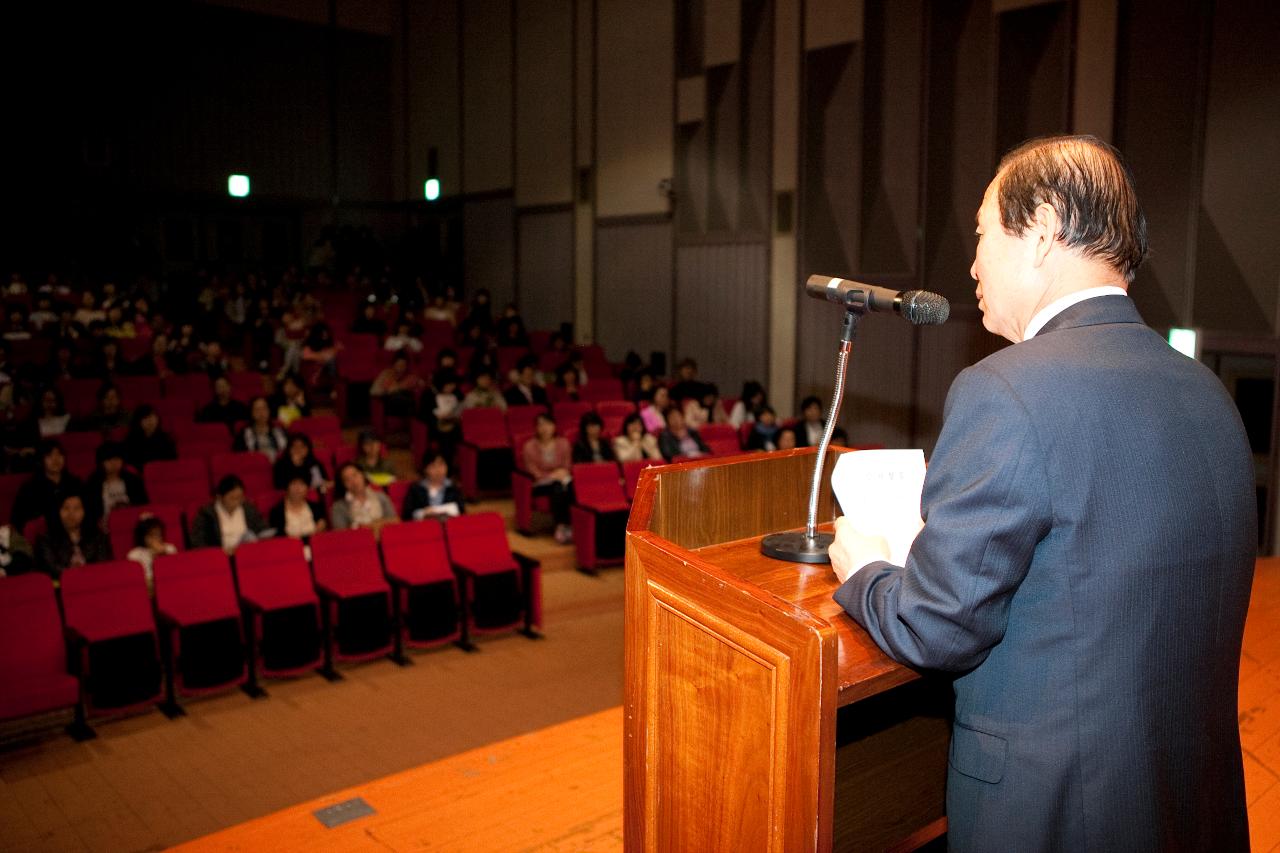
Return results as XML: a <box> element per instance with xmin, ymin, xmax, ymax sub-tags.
<box><xmin>417</xmin><ymin>369</ymin><xmax>461</xmax><ymax>460</ymax></box>
<box><xmin>383</xmin><ymin>320</ymin><xmax>422</xmax><ymax>353</ymax></box>
<box><xmin>795</xmin><ymin>396</ymin><xmax>825</xmax><ymax>447</ymax></box>
<box><xmin>197</xmin><ymin>376</ymin><xmax>250</xmax><ymax>434</ymax></box>
<box><xmin>640</xmin><ymin>386</ymin><xmax>671</xmax><ymax>433</ymax></box>
<box><xmin>521</xmin><ymin>413</ymin><xmax>573</xmax><ymax>543</ymax></box>
<box><xmin>34</xmin><ymin>387</ymin><xmax>70</xmax><ymax>437</ymax></box>
<box><xmin>370</xmin><ymin>351</ymin><xmax>423</xmax><ymax>418</ymax></box>
<box><xmin>658</xmin><ymin>408</ymin><xmax>709</xmax><ymax>462</ymax></box>
<box><xmin>356</xmin><ymin>430</ymin><xmax>395</xmax><ymax>486</ymax></box>
<box><xmin>272</xmin><ymin>433</ymin><xmax>329</xmax><ymax>492</ymax></box>
<box><xmin>330</xmin><ymin>463</ymin><xmax>397</xmax><ymax>533</ymax></box>
<box><xmin>402</xmin><ymin>451</ymin><xmax>465</xmax><ymax>520</ymax></box>
<box><xmin>83</xmin><ymin>441</ymin><xmax>148</xmax><ymax>530</ymax></box>
<box><xmin>462</xmin><ymin>368</ymin><xmax>507</xmax><ymax>411</ymax></box>
<box><xmin>13</xmin><ymin>439</ymin><xmax>84</xmax><ymax>531</ymax></box>
<box><xmin>554</xmin><ymin>364</ymin><xmax>582</xmax><ymax>402</ymax></box>
<box><xmin>503</xmin><ymin>355</ymin><xmax>547</xmax><ymax>407</ymax></box>
<box><xmin>36</xmin><ymin>493</ymin><xmax>112</xmax><ymax>578</ymax></box>
<box><xmin>125</xmin><ymin>516</ymin><xmax>177</xmax><ymax>592</ymax></box>
<box><xmin>744</xmin><ymin>406</ymin><xmax>781</xmax><ymax>452</ymax></box>
<box><xmin>775</xmin><ymin>426</ymin><xmax>798</xmax><ymax>451</ymax></box>
<box><xmin>572</xmin><ymin>412</ymin><xmax>615</xmax><ymax>464</ymax></box>
<box><xmin>196</xmin><ymin>339</ymin><xmax>230</xmax><ymax>378</ymax></box>
<box><xmin>271</xmin><ymin>374</ymin><xmax>311</xmax><ymax>426</ymax></box>
<box><xmin>351</xmin><ymin>302</ymin><xmax>388</xmax><ymax>337</ymax></box>
<box><xmin>189</xmin><ymin>475</ymin><xmax>270</xmax><ymax>554</ymax></box>
<box><xmin>268</xmin><ymin>473</ymin><xmax>327</xmax><ymax>541</ymax></box>
<box><xmin>123</xmin><ymin>405</ymin><xmax>178</xmax><ymax>470</ymax></box>
<box><xmin>728</xmin><ymin>381</ymin><xmax>767</xmax><ymax>428</ymax></box>
<box><xmin>236</xmin><ymin>396</ymin><xmax>289</xmax><ymax>461</ymax></box>
<box><xmin>301</xmin><ymin>322</ymin><xmax>340</xmax><ymax>383</ymax></box>
<box><xmin>669</xmin><ymin>358</ymin><xmax>710</xmax><ymax>404</ymax></box>
<box><xmin>76</xmin><ymin>383</ymin><xmax>130</xmax><ymax>434</ymax></box>
<box><xmin>612</xmin><ymin>414</ymin><xmax>663</xmax><ymax>463</ymax></box>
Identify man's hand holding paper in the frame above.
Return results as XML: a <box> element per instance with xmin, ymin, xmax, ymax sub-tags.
<box><xmin>827</xmin><ymin>449</ymin><xmax>926</xmax><ymax>583</ymax></box>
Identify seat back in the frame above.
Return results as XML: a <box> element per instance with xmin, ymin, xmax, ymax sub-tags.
<box><xmin>0</xmin><ymin>574</ymin><xmax>66</xmax><ymax>678</ymax></box>
<box><xmin>154</xmin><ymin>397</ymin><xmax>197</xmax><ymax>425</ymax></box>
<box><xmin>115</xmin><ymin>376</ymin><xmax>162</xmax><ymax>408</ymax></box>
<box><xmin>552</xmin><ymin>401</ymin><xmax>593</xmax><ymax>428</ymax></box>
<box><xmin>311</xmin><ymin>528</ymin><xmax>384</xmax><ymax>588</ymax></box>
<box><xmin>153</xmin><ymin>548</ymin><xmax>239</xmax><ymax>621</ymax></box>
<box><xmin>164</xmin><ymin>373</ymin><xmax>212</xmax><ymax>401</ymax></box>
<box><xmin>172</xmin><ymin>421</ymin><xmax>231</xmax><ymax>445</ymax></box>
<box><xmin>59</xmin><ymin>430</ymin><xmax>103</xmax><ymax>457</ymax></box>
<box><xmin>144</xmin><ymin>459</ymin><xmax>211</xmax><ymax>506</ymax></box>
<box><xmin>622</xmin><ymin>459</ymin><xmax>658</xmax><ymax>502</ymax></box>
<box><xmin>57</xmin><ymin>378</ymin><xmax>102</xmax><ymax>418</ymax></box>
<box><xmin>386</xmin><ymin>480</ymin><xmax>411</xmax><ymax>515</ymax></box>
<box><xmin>0</xmin><ymin>472</ymin><xmax>26</xmax><ymax>525</ymax></box>
<box><xmin>107</xmin><ymin>503</ymin><xmax>186</xmax><ymax>559</ymax></box>
<box><xmin>571</xmin><ymin>462</ymin><xmax>627</xmax><ymax>506</ymax></box>
<box><xmin>233</xmin><ymin>536</ymin><xmax>316</xmax><ymax>608</ymax></box>
<box><xmin>209</xmin><ymin>452</ymin><xmax>274</xmax><ymax>495</ymax></box>
<box><xmin>61</xmin><ymin>560</ymin><xmax>156</xmax><ymax>641</ymax></box>
<box><xmin>291</xmin><ymin>415</ymin><xmax>342</xmax><ymax>443</ymax></box>
<box><xmin>381</xmin><ymin>518</ymin><xmax>454</xmax><ymax>584</ymax></box>
<box><xmin>700</xmin><ymin>424</ymin><xmax>738</xmax><ymax>444</ymax></box>
<box><xmin>444</xmin><ymin>512</ymin><xmax>516</xmax><ymax>573</ymax></box>
<box><xmin>580</xmin><ymin>378</ymin><xmax>625</xmax><ymax>402</ymax></box>
<box><xmin>595</xmin><ymin>400</ymin><xmax>635</xmax><ymax>436</ymax></box>
<box><xmin>505</xmin><ymin>405</ymin><xmax>545</xmax><ymax>441</ymax></box>
<box><xmin>461</xmin><ymin>408</ymin><xmax>509</xmax><ymax>447</ymax></box>
<box><xmin>234</xmin><ymin>536</ymin><xmax>307</xmax><ymax>573</ymax></box>
<box><xmin>226</xmin><ymin>371</ymin><xmax>265</xmax><ymax>402</ymax></box>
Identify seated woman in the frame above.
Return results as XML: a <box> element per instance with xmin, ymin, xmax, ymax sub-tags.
<box><xmin>123</xmin><ymin>405</ymin><xmax>178</xmax><ymax>471</ymax></box>
<box><xmin>330</xmin><ymin>463</ymin><xmax>397</xmax><ymax>533</ymax></box>
<box><xmin>658</xmin><ymin>407</ymin><xmax>710</xmax><ymax>462</ymax></box>
<box><xmin>236</xmin><ymin>396</ymin><xmax>289</xmax><ymax>462</ymax></box>
<box><xmin>640</xmin><ymin>386</ymin><xmax>671</xmax><ymax>434</ymax></box>
<box><xmin>271</xmin><ymin>373</ymin><xmax>311</xmax><ymax>427</ymax></box>
<box><xmin>416</xmin><ymin>369</ymin><xmax>462</xmax><ymax>462</ymax></box>
<box><xmin>197</xmin><ymin>375</ymin><xmax>250</xmax><ymax>435</ymax></box>
<box><xmin>36</xmin><ymin>493</ymin><xmax>112</xmax><ymax>579</ymax></box>
<box><xmin>268</xmin><ymin>473</ymin><xmax>328</xmax><ymax>541</ymax></box>
<box><xmin>272</xmin><ymin>433</ymin><xmax>330</xmax><ymax>492</ymax></box>
<box><xmin>774</xmin><ymin>426</ymin><xmax>798</xmax><ymax>451</ymax></box>
<box><xmin>189</xmin><ymin>475</ymin><xmax>271</xmax><ymax>554</ymax></box>
<box><xmin>301</xmin><ymin>322</ymin><xmax>340</xmax><ymax>387</ymax></box>
<box><xmin>370</xmin><ymin>351</ymin><xmax>424</xmax><ymax>419</ymax></box>
<box><xmin>402</xmin><ymin>452</ymin><xmax>465</xmax><ymax>520</ymax></box>
<box><xmin>76</xmin><ymin>383</ymin><xmax>131</xmax><ymax>434</ymax></box>
<box><xmin>612</xmin><ymin>413</ymin><xmax>663</xmax><ymax>463</ymax></box>
<box><xmin>729</xmin><ymin>381</ymin><xmax>768</xmax><ymax>428</ymax></box>
<box><xmin>13</xmin><ymin>439</ymin><xmax>84</xmax><ymax>533</ymax></box>
<box><xmin>572</xmin><ymin>411</ymin><xmax>615</xmax><ymax>464</ymax></box>
<box><xmin>33</xmin><ymin>387</ymin><xmax>70</xmax><ymax>437</ymax></box>
<box><xmin>355</xmin><ymin>430</ymin><xmax>396</xmax><ymax>487</ymax></box>
<box><xmin>521</xmin><ymin>413</ymin><xmax>574</xmax><ymax>544</ymax></box>
<box><xmin>83</xmin><ymin>441</ymin><xmax>148</xmax><ymax>531</ymax></box>
<box><xmin>125</xmin><ymin>516</ymin><xmax>178</xmax><ymax>592</ymax></box>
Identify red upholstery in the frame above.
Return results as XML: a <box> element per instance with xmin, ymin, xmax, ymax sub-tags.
<box><xmin>61</xmin><ymin>561</ymin><xmax>156</xmax><ymax>643</ymax></box>
<box><xmin>310</xmin><ymin>528</ymin><xmax>394</xmax><ymax>662</ymax></box>
<box><xmin>527</xmin><ymin>330</ymin><xmax>554</xmax><ymax>353</ymax></box>
<box><xmin>115</xmin><ymin>376</ymin><xmax>162</xmax><ymax>408</ymax></box>
<box><xmin>706</xmin><ymin>437</ymin><xmax>744</xmax><ymax>457</ymax></box>
<box><xmin>226</xmin><ymin>371</ymin><xmax>265</xmax><ymax>402</ymax></box>
<box><xmin>234</xmin><ymin>538</ymin><xmax>318</xmax><ymax>612</ymax></box>
<box><xmin>580</xmin><ymin>378</ymin><xmax>624</xmax><ymax>402</ymax></box>
<box><xmin>59</xmin><ymin>430</ymin><xmax>103</xmax><ymax>457</ymax></box>
<box><xmin>575</xmin><ymin>344</ymin><xmax>612</xmax><ymax>378</ymax></box>
<box><xmin>177</xmin><ymin>438</ymin><xmax>231</xmax><ymax>461</ymax></box>
<box><xmin>496</xmin><ymin>347</ymin><xmax>530</xmax><ymax>379</ymax></box>
<box><xmin>380</xmin><ymin>520</ymin><xmax>455</xmax><ymax>587</ymax></box>
<box><xmin>0</xmin><ymin>472</ymin><xmax>26</xmax><ymax>526</ymax></box>
<box><xmin>172</xmin><ymin>421</ymin><xmax>230</xmax><ymax>445</ymax></box>
<box><xmin>292</xmin><ymin>414</ymin><xmax>342</xmax><ymax>443</ymax></box>
<box><xmin>0</xmin><ymin>574</ymin><xmax>79</xmax><ymax>722</ymax></box>
<box><xmin>22</xmin><ymin>517</ymin><xmax>46</xmax><ymax>549</ymax></box>
<box><xmin>569</xmin><ymin>462</ymin><xmax>630</xmax><ymax>571</ymax></box>
<box><xmin>622</xmin><ymin>459</ymin><xmax>659</xmax><ymax>502</ymax></box>
<box><xmin>505</xmin><ymin>405</ymin><xmax>545</xmax><ymax>442</ymax></box>
<box><xmin>699</xmin><ymin>423</ymin><xmax>739</xmax><ymax>445</ymax></box>
<box><xmin>154</xmin><ymin>396</ymin><xmax>197</xmax><ymax>425</ymax></box>
<box><xmin>164</xmin><ymin>373</ymin><xmax>212</xmax><ymax>401</ymax></box>
<box><xmin>386</xmin><ymin>480</ymin><xmax>411</xmax><ymax>516</ymax></box>
<box><xmin>66</xmin><ymin>451</ymin><xmax>96</xmax><ymax>479</ymax></box>
<box><xmin>210</xmin><ymin>452</ymin><xmax>273</xmax><ymax>496</ymax></box>
<box><xmin>108</xmin><ymin>504</ymin><xmax>185</xmax><ymax>559</ymax></box>
<box><xmin>552</xmin><ymin>401</ymin><xmax>592</xmax><ymax>429</ymax></box>
<box><xmin>595</xmin><ymin>400</ymin><xmax>636</xmax><ymax>437</ymax></box>
<box><xmin>10</xmin><ymin>337</ymin><xmax>51</xmax><ymax>367</ymax></box>
<box><xmin>421</xmin><ymin>319</ymin><xmax>456</xmax><ymax>346</ymax></box>
<box><xmin>144</xmin><ymin>458</ymin><xmax>211</xmax><ymax>507</ymax></box>
<box><xmin>331</xmin><ymin>444</ymin><xmax>357</xmax><ymax>471</ymax></box>
<box><xmin>57</xmin><ymin>378</ymin><xmax>101</xmax><ymax>418</ymax></box>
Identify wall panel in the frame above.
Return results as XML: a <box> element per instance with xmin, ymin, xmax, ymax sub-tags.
<box><xmin>596</xmin><ymin>0</ymin><xmax>675</xmax><ymax>218</ymax></box>
<box><xmin>518</xmin><ymin>210</ymin><xmax>575</xmax><ymax>331</ymax></box>
<box><xmin>515</xmin><ymin>0</ymin><xmax>574</xmax><ymax>207</ymax></box>
<box><xmin>462</xmin><ymin>0</ymin><xmax>514</xmax><ymax>193</ymax></box>
<box><xmin>407</xmin><ymin>0</ymin><xmax>461</xmax><ymax>200</ymax></box>
<box><xmin>596</xmin><ymin>222</ymin><xmax>674</xmax><ymax>362</ymax></box>
<box><xmin>464</xmin><ymin>197</ymin><xmax>517</xmax><ymax>309</ymax></box>
<box><xmin>675</xmin><ymin>242</ymin><xmax>770</xmax><ymax>399</ymax></box>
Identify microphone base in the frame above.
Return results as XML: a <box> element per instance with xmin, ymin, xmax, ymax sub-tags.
<box><xmin>760</xmin><ymin>531</ymin><xmax>834</xmax><ymax>564</ymax></box>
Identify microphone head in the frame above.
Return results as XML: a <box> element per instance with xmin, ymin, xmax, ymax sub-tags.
<box><xmin>899</xmin><ymin>290</ymin><xmax>950</xmax><ymax>325</ymax></box>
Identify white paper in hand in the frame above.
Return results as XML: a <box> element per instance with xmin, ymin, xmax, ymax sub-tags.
<box><xmin>830</xmin><ymin>449</ymin><xmax>926</xmax><ymax>566</ymax></box>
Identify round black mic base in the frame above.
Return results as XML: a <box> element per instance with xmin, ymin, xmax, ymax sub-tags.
<box><xmin>760</xmin><ymin>531</ymin><xmax>834</xmax><ymax>564</ymax></box>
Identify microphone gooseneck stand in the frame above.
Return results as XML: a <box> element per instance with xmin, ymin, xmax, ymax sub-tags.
<box><xmin>760</xmin><ymin>308</ymin><xmax>860</xmax><ymax>564</ymax></box>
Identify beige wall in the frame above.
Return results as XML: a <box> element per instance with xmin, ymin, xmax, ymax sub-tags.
<box><xmin>462</xmin><ymin>0</ymin><xmax>514</xmax><ymax>194</ymax></box>
<box><xmin>515</xmin><ymin>0</ymin><xmax>574</xmax><ymax>207</ymax></box>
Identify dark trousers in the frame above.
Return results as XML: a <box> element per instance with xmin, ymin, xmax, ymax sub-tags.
<box><xmin>532</xmin><ymin>480</ymin><xmax>572</xmax><ymax>525</ymax></box>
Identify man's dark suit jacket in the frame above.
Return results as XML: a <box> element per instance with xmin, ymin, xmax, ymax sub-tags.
<box><xmin>835</xmin><ymin>296</ymin><xmax>1256</xmax><ymax>851</ymax></box>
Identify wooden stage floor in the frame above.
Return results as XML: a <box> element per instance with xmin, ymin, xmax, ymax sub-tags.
<box><xmin>172</xmin><ymin>707</ymin><xmax>623</xmax><ymax>853</ymax></box>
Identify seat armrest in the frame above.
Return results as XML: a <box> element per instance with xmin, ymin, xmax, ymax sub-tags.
<box><xmin>513</xmin><ymin>552</ymin><xmax>540</xmax><ymax>571</ymax></box>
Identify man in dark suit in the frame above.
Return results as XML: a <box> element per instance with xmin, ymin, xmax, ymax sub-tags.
<box><xmin>503</xmin><ymin>355</ymin><xmax>548</xmax><ymax>408</ymax></box>
<box><xmin>830</xmin><ymin>135</ymin><xmax>1255</xmax><ymax>851</ymax></box>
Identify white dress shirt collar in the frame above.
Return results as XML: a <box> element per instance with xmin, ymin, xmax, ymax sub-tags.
<box><xmin>1022</xmin><ymin>286</ymin><xmax>1129</xmax><ymax>341</ymax></box>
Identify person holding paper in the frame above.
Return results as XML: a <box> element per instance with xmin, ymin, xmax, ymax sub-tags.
<box><xmin>829</xmin><ymin>135</ymin><xmax>1255</xmax><ymax>851</ymax></box>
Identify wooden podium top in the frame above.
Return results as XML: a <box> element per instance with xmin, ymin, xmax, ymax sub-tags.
<box><xmin>628</xmin><ymin>446</ymin><xmax>919</xmax><ymax>707</ymax></box>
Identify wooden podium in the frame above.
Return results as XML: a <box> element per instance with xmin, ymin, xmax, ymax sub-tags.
<box><xmin>624</xmin><ymin>447</ymin><xmax>951</xmax><ymax>852</ymax></box>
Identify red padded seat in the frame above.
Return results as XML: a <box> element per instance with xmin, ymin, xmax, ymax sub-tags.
<box><xmin>0</xmin><ymin>574</ymin><xmax>79</xmax><ymax>723</ymax></box>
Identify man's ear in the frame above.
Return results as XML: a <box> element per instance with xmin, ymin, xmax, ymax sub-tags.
<box><xmin>1031</xmin><ymin>202</ymin><xmax>1058</xmax><ymax>267</ymax></box>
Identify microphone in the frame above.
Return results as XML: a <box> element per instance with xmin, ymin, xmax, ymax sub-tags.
<box><xmin>806</xmin><ymin>275</ymin><xmax>950</xmax><ymax>326</ymax></box>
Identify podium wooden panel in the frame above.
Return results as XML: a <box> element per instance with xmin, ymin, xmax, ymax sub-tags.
<box><xmin>625</xmin><ymin>448</ymin><xmax>950</xmax><ymax>852</ymax></box>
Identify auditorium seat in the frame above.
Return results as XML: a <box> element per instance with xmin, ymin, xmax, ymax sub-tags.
<box><xmin>705</xmin><ymin>437</ymin><xmax>744</xmax><ymax>457</ymax></box>
<box><xmin>0</xmin><ymin>472</ymin><xmax>27</xmax><ymax>525</ymax></box>
<box><xmin>153</xmin><ymin>549</ymin><xmax>248</xmax><ymax>709</ymax></box>
<box><xmin>172</xmin><ymin>421</ymin><xmax>231</xmax><ymax>446</ymax></box>
<box><xmin>552</xmin><ymin>401</ymin><xmax>592</xmax><ymax>433</ymax></box>
<box><xmin>527</xmin><ymin>329</ymin><xmax>553</xmax><ymax>354</ymax></box>
<box><xmin>109</xmin><ymin>504</ymin><xmax>185</xmax><ymax>558</ymax></box>
<box><xmin>58</xmin><ymin>378</ymin><xmax>101</xmax><ymax>419</ymax></box>
<box><xmin>569</xmin><ymin>462</ymin><xmax>630</xmax><ymax>574</ymax></box>
<box><xmin>444</xmin><ymin>512</ymin><xmax>541</xmax><ymax>639</ymax></box>
<box><xmin>60</xmin><ymin>561</ymin><xmax>164</xmax><ymax>718</ymax></box>
<box><xmin>699</xmin><ymin>423</ymin><xmax>738</xmax><ymax>445</ymax></box>
<box><xmin>115</xmin><ymin>375</ymin><xmax>162</xmax><ymax>408</ymax></box>
<box><xmin>154</xmin><ymin>396</ymin><xmax>198</xmax><ymax>425</ymax></box>
<box><xmin>163</xmin><ymin>373</ymin><xmax>211</xmax><ymax>401</ymax></box>
<box><xmin>309</xmin><ymin>528</ymin><xmax>397</xmax><ymax>667</ymax></box>
<box><xmin>144</xmin><ymin>458</ymin><xmax>210</xmax><ymax>507</ymax></box>
<box><xmin>209</xmin><ymin>452</ymin><xmax>274</xmax><ymax>496</ymax></box>
<box><xmin>385</xmin><ymin>480</ymin><xmax>412</xmax><ymax>516</ymax></box>
<box><xmin>59</xmin><ymin>430</ymin><xmax>103</xmax><ymax>458</ymax></box>
<box><xmin>622</xmin><ymin>459</ymin><xmax>659</xmax><ymax>502</ymax></box>
<box><xmin>421</xmin><ymin>319</ymin><xmax>456</xmax><ymax>347</ymax></box>
<box><xmin>510</xmin><ymin>430</ymin><xmax>551</xmax><ymax>535</ymax></box>
<box><xmin>580</xmin><ymin>377</ymin><xmax>624</xmax><ymax>402</ymax></box>
<box><xmin>380</xmin><ymin>520</ymin><xmax>462</xmax><ymax>649</ymax></box>
<box><xmin>504</xmin><ymin>405</ymin><xmax>545</xmax><ymax>443</ymax></box>
<box><xmin>456</xmin><ymin>408</ymin><xmax>513</xmax><ymax>496</ymax></box>
<box><xmin>226</xmin><ymin>370</ymin><xmax>265</xmax><ymax>402</ymax></box>
<box><xmin>233</xmin><ymin>537</ymin><xmax>325</xmax><ymax>680</ymax></box>
<box><xmin>0</xmin><ymin>574</ymin><xmax>80</xmax><ymax>731</ymax></box>
<box><xmin>595</xmin><ymin>400</ymin><xmax>635</xmax><ymax>437</ymax></box>
<box><xmin>291</xmin><ymin>414</ymin><xmax>343</xmax><ymax>448</ymax></box>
